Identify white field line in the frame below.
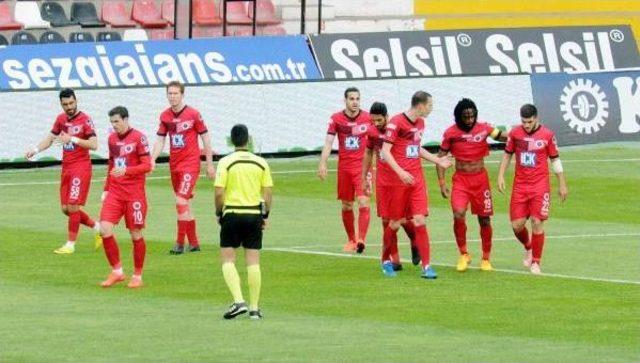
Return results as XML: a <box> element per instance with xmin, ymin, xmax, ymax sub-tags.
<box><xmin>282</xmin><ymin>233</ymin><xmax>640</xmax><ymax>250</ymax></box>
<box><xmin>264</xmin><ymin>246</ymin><xmax>640</xmax><ymax>285</ymax></box>
<box><xmin>1</xmin><ymin>157</ymin><xmax>639</xmax><ymax>187</ymax></box>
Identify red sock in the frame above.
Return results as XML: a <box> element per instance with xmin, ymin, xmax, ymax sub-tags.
<box><xmin>341</xmin><ymin>209</ymin><xmax>356</xmax><ymax>242</ymax></box>
<box><xmin>357</xmin><ymin>207</ymin><xmax>370</xmax><ymax>243</ymax></box>
<box><xmin>186</xmin><ymin>220</ymin><xmax>199</xmax><ymax>247</ymax></box>
<box><xmin>480</xmin><ymin>223</ymin><xmax>492</xmax><ymax>260</ymax></box>
<box><xmin>414</xmin><ymin>224</ymin><xmax>431</xmax><ymax>267</ymax></box>
<box><xmin>453</xmin><ymin>217</ymin><xmax>467</xmax><ymax>255</ymax></box>
<box><xmin>78</xmin><ymin>210</ymin><xmax>96</xmax><ymax>228</ymax></box>
<box><xmin>514</xmin><ymin>227</ymin><xmax>531</xmax><ymax>250</ymax></box>
<box><xmin>67</xmin><ymin>211</ymin><xmax>81</xmax><ymax>242</ymax></box>
<box><xmin>381</xmin><ymin>222</ymin><xmax>397</xmax><ymax>262</ymax></box>
<box><xmin>102</xmin><ymin>235</ymin><xmax>121</xmax><ymax>269</ymax></box>
<box><xmin>132</xmin><ymin>237</ymin><xmax>146</xmax><ymax>275</ymax></box>
<box><xmin>176</xmin><ymin>220</ymin><xmax>188</xmax><ymax>246</ymax></box>
<box><xmin>402</xmin><ymin>221</ymin><xmax>416</xmax><ymax>246</ymax></box>
<box><xmin>531</xmin><ymin>232</ymin><xmax>545</xmax><ymax>264</ymax></box>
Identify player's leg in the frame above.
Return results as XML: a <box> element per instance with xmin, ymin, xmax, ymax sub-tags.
<box><xmin>337</xmin><ymin>169</ymin><xmax>357</xmax><ymax>250</ymax></box>
<box><xmin>220</xmin><ymin>214</ymin><xmax>247</xmax><ymax>319</ymax></box>
<box><xmin>99</xmin><ymin>221</ymin><xmax>125</xmax><ymax>287</ymax></box>
<box><xmin>54</xmin><ymin>171</ymin><xmax>76</xmax><ymax>254</ymax></box>
<box><xmin>477</xmin><ymin>216</ymin><xmax>494</xmax><ymax>271</ymax></box>
<box><xmin>126</xmin><ymin>228</ymin><xmax>146</xmax><ymax>288</ymax></box>
<box><xmin>354</xmin><ymin>169</ymin><xmax>370</xmax><ymax>253</ymax></box>
<box><xmin>510</xmin><ymin>189</ymin><xmax>533</xmax><ymax>267</ymax></box>
<box><xmin>54</xmin><ymin>203</ymin><xmax>75</xmax><ymax>254</ymax></box>
<box><xmin>381</xmin><ymin>218</ymin><xmax>402</xmax><ymax>277</ymax></box>
<box><xmin>183</xmin><ymin>172</ymin><xmax>201</xmax><ymax>251</ymax></box>
<box><xmin>74</xmin><ymin>171</ymin><xmax>102</xmax><ymax>249</ymax></box>
<box><xmin>408</xmin><ymin>180</ymin><xmax>435</xmax><ymax>279</ymax></box>
<box><xmin>377</xmin><ymin>185</ymin><xmax>400</xmax><ymax>268</ymax></box>
<box><xmin>170</xmin><ymin>172</ymin><xmax>188</xmax><ymax>254</ymax></box>
<box><xmin>243</xmin><ymin>215</ymin><xmax>263</xmax><ymax>319</ymax></box>
<box><xmin>470</xmin><ymin>173</ymin><xmax>494</xmax><ymax>271</ymax></box>
<box><xmin>401</xmin><ymin>218</ymin><xmax>419</xmax><ymax>266</ymax></box>
<box><xmin>450</xmin><ymin>173</ymin><xmax>471</xmax><ymax>271</ymax></box>
<box><xmin>529</xmin><ymin>191</ymin><xmax>550</xmax><ymax>274</ymax></box>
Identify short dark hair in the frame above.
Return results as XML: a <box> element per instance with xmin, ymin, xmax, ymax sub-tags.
<box><xmin>166</xmin><ymin>80</ymin><xmax>185</xmax><ymax>94</ymax></box>
<box><xmin>369</xmin><ymin>102</ymin><xmax>387</xmax><ymax>116</ymax></box>
<box><xmin>520</xmin><ymin>104</ymin><xmax>538</xmax><ymax>118</ymax></box>
<box><xmin>108</xmin><ymin>106</ymin><xmax>129</xmax><ymax>119</ymax></box>
<box><xmin>59</xmin><ymin>88</ymin><xmax>76</xmax><ymax>100</ymax></box>
<box><xmin>231</xmin><ymin>124</ymin><xmax>249</xmax><ymax>147</ymax></box>
<box><xmin>344</xmin><ymin>87</ymin><xmax>359</xmax><ymax>99</ymax></box>
<box><xmin>411</xmin><ymin>91</ymin><xmax>432</xmax><ymax>107</ymax></box>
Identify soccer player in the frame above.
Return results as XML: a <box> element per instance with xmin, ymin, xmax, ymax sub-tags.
<box><xmin>151</xmin><ymin>81</ymin><xmax>215</xmax><ymax>255</ymax></box>
<box><xmin>361</xmin><ymin>102</ymin><xmax>419</xmax><ymax>271</ymax></box>
<box><xmin>215</xmin><ymin>124</ymin><xmax>273</xmax><ymax>320</ymax></box>
<box><xmin>99</xmin><ymin>106</ymin><xmax>152</xmax><ymax>288</ymax></box>
<box><xmin>497</xmin><ymin>104</ymin><xmax>568</xmax><ymax>275</ymax></box>
<box><xmin>24</xmin><ymin>88</ymin><xmax>101</xmax><ymax>254</ymax></box>
<box><xmin>380</xmin><ymin>91</ymin><xmax>452</xmax><ymax>278</ymax></box>
<box><xmin>318</xmin><ymin>87</ymin><xmax>372</xmax><ymax>253</ymax></box>
<box><xmin>436</xmin><ymin>98</ymin><xmax>508</xmax><ymax>272</ymax></box>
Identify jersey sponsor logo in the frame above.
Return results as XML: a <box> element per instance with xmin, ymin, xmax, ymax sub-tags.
<box><xmin>520</xmin><ymin>151</ymin><xmax>536</xmax><ymax>167</ymax></box>
<box><xmin>62</xmin><ymin>142</ymin><xmax>75</xmax><ymax>151</ymax></box>
<box><xmin>406</xmin><ymin>145</ymin><xmax>419</xmax><ymax>158</ymax></box>
<box><xmin>171</xmin><ymin>134</ymin><xmax>185</xmax><ymax>148</ymax></box>
<box><xmin>115</xmin><ymin>157</ymin><xmax>127</xmax><ymax>168</ymax></box>
<box><xmin>345</xmin><ymin>136</ymin><xmax>361</xmax><ymax>150</ymax></box>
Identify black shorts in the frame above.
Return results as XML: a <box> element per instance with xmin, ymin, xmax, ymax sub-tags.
<box><xmin>220</xmin><ymin>213</ymin><xmax>263</xmax><ymax>250</ymax></box>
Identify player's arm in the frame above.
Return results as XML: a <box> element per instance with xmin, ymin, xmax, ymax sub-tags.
<box><xmin>551</xmin><ymin>157</ymin><xmax>568</xmax><ymax>202</ymax></box>
<box><xmin>317</xmin><ymin>133</ymin><xmax>335</xmax><ymax>181</ymax></box>
<box><xmin>214</xmin><ymin>187</ymin><xmax>225</xmax><ymax>224</ymax></box>
<box><xmin>103</xmin><ymin>157</ymin><xmax>114</xmax><ymax>201</ymax></box>
<box><xmin>380</xmin><ymin>142</ymin><xmax>414</xmax><ymax>185</ymax></box>
<box><xmin>361</xmin><ymin>148</ymin><xmax>374</xmax><ymax>196</ymax></box>
<box><xmin>199</xmin><ymin>131</ymin><xmax>216</xmax><ymax>179</ymax></box>
<box><xmin>419</xmin><ymin>147</ymin><xmax>452</xmax><ymax>169</ymax></box>
<box><xmin>261</xmin><ymin>186</ymin><xmax>273</xmax><ymax>229</ymax></box>
<box><xmin>489</xmin><ymin>127</ymin><xmax>508</xmax><ymax>142</ymax></box>
<box><xmin>497</xmin><ymin>152</ymin><xmax>512</xmax><ymax>194</ymax></box>
<box><xmin>58</xmin><ymin>133</ymin><xmax>98</xmax><ymax>151</ymax></box>
<box><xmin>150</xmin><ymin>136</ymin><xmax>166</xmax><ymax>169</ymax></box>
<box><xmin>25</xmin><ymin>133</ymin><xmax>56</xmax><ymax>160</ymax></box>
<box><xmin>435</xmin><ymin>150</ymin><xmax>451</xmax><ymax>198</ymax></box>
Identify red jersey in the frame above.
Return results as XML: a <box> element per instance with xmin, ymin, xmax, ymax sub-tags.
<box><xmin>383</xmin><ymin>113</ymin><xmax>425</xmax><ymax>184</ymax></box>
<box><xmin>505</xmin><ymin>124</ymin><xmax>559</xmax><ymax>188</ymax></box>
<box><xmin>50</xmin><ymin>111</ymin><xmax>95</xmax><ymax>171</ymax></box>
<box><xmin>157</xmin><ymin>105</ymin><xmax>208</xmax><ymax>172</ymax></box>
<box><xmin>441</xmin><ymin>121</ymin><xmax>496</xmax><ymax>162</ymax></box>
<box><xmin>327</xmin><ymin>110</ymin><xmax>371</xmax><ymax>171</ymax></box>
<box><xmin>366</xmin><ymin>125</ymin><xmax>393</xmax><ymax>186</ymax></box>
<box><xmin>105</xmin><ymin>128</ymin><xmax>150</xmax><ymax>201</ymax></box>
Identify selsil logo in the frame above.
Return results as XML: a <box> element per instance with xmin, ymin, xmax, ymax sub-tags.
<box><xmin>559</xmin><ymin>78</ymin><xmax>609</xmax><ymax>134</ymax></box>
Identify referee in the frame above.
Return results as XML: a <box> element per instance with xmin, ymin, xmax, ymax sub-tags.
<box><xmin>215</xmin><ymin>124</ymin><xmax>273</xmax><ymax>320</ymax></box>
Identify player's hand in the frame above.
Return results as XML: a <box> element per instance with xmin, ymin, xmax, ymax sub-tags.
<box><xmin>206</xmin><ymin>164</ymin><xmax>216</xmax><ymax>180</ymax></box>
<box><xmin>558</xmin><ymin>184</ymin><xmax>568</xmax><ymax>202</ymax></box>
<box><xmin>101</xmin><ymin>191</ymin><xmax>108</xmax><ymax>202</ymax></box>
<box><xmin>58</xmin><ymin>131</ymin><xmax>72</xmax><ymax>144</ymax></box>
<box><xmin>262</xmin><ymin>219</ymin><xmax>269</xmax><ymax>230</ymax></box>
<box><xmin>110</xmin><ymin>167</ymin><xmax>126</xmax><ymax>177</ymax></box>
<box><xmin>25</xmin><ymin>149</ymin><xmax>36</xmax><ymax>160</ymax></box>
<box><xmin>497</xmin><ymin>175</ymin><xmax>506</xmax><ymax>194</ymax></box>
<box><xmin>317</xmin><ymin>162</ymin><xmax>328</xmax><ymax>181</ymax></box>
<box><xmin>440</xmin><ymin>184</ymin><xmax>450</xmax><ymax>199</ymax></box>
<box><xmin>398</xmin><ymin>169</ymin><xmax>414</xmax><ymax>185</ymax></box>
<box><xmin>437</xmin><ymin>156</ymin><xmax>453</xmax><ymax>169</ymax></box>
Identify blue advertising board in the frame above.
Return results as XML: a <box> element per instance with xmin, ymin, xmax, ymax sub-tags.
<box><xmin>0</xmin><ymin>35</ymin><xmax>321</xmax><ymax>90</ymax></box>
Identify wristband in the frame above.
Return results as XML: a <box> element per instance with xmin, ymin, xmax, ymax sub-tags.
<box><xmin>438</xmin><ymin>178</ymin><xmax>446</xmax><ymax>187</ymax></box>
<box><xmin>71</xmin><ymin>136</ymin><xmax>80</xmax><ymax>144</ymax></box>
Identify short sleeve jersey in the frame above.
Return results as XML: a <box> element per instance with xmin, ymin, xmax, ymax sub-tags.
<box><xmin>107</xmin><ymin>128</ymin><xmax>150</xmax><ymax>201</ymax></box>
<box><xmin>440</xmin><ymin>121</ymin><xmax>496</xmax><ymax>162</ymax></box>
<box><xmin>383</xmin><ymin>113</ymin><xmax>425</xmax><ymax>180</ymax></box>
<box><xmin>157</xmin><ymin>105</ymin><xmax>208</xmax><ymax>173</ymax></box>
<box><xmin>366</xmin><ymin>125</ymin><xmax>393</xmax><ymax>186</ymax></box>
<box><xmin>215</xmin><ymin>150</ymin><xmax>273</xmax><ymax>215</ymax></box>
<box><xmin>50</xmin><ymin>111</ymin><xmax>95</xmax><ymax>170</ymax></box>
<box><xmin>326</xmin><ymin>110</ymin><xmax>371</xmax><ymax>171</ymax></box>
<box><xmin>505</xmin><ymin>124</ymin><xmax>559</xmax><ymax>188</ymax></box>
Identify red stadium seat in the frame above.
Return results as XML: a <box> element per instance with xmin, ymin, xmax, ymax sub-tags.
<box><xmin>260</xmin><ymin>25</ymin><xmax>285</xmax><ymax>36</ymax></box>
<box><xmin>150</xmin><ymin>28</ymin><xmax>174</xmax><ymax>40</ymax></box>
<box><xmin>0</xmin><ymin>2</ymin><xmax>23</xmax><ymax>30</ymax></box>
<box><xmin>192</xmin><ymin>26</ymin><xmax>222</xmax><ymax>38</ymax></box>
<box><xmin>193</xmin><ymin>0</ymin><xmax>222</xmax><ymax>26</ymax></box>
<box><xmin>102</xmin><ymin>1</ymin><xmax>137</xmax><ymax>28</ymax></box>
<box><xmin>132</xmin><ymin>0</ymin><xmax>168</xmax><ymax>28</ymax></box>
<box><xmin>248</xmin><ymin>0</ymin><xmax>281</xmax><ymax>25</ymax></box>
<box><xmin>221</xmin><ymin>1</ymin><xmax>251</xmax><ymax>25</ymax></box>
<box><xmin>161</xmin><ymin>0</ymin><xmax>175</xmax><ymax>25</ymax></box>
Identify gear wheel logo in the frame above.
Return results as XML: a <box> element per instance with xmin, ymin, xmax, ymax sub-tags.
<box><xmin>559</xmin><ymin>78</ymin><xmax>609</xmax><ymax>134</ymax></box>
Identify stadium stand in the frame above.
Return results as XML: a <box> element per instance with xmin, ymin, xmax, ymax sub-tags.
<box><xmin>192</xmin><ymin>25</ymin><xmax>223</xmax><ymax>38</ymax></box>
<box><xmin>132</xmin><ymin>0</ymin><xmax>168</xmax><ymax>28</ymax></box>
<box><xmin>122</xmin><ymin>28</ymin><xmax>148</xmax><ymax>40</ymax></box>
<box><xmin>194</xmin><ymin>0</ymin><xmax>223</xmax><ymax>26</ymax></box>
<box><xmin>15</xmin><ymin>1</ymin><xmax>51</xmax><ymax>29</ymax></box>
<box><xmin>248</xmin><ymin>0</ymin><xmax>281</xmax><ymax>25</ymax></box>
<box><xmin>97</xmin><ymin>31</ymin><xmax>123</xmax><ymax>41</ymax></box>
<box><xmin>69</xmin><ymin>31</ymin><xmax>95</xmax><ymax>42</ymax></box>
<box><xmin>161</xmin><ymin>0</ymin><xmax>175</xmax><ymax>25</ymax></box>
<box><xmin>40</xmin><ymin>1</ymin><xmax>76</xmax><ymax>27</ymax></box>
<box><xmin>39</xmin><ymin>30</ymin><xmax>66</xmax><ymax>43</ymax></box>
<box><xmin>102</xmin><ymin>1</ymin><xmax>138</xmax><ymax>28</ymax></box>
<box><xmin>0</xmin><ymin>2</ymin><xmax>23</xmax><ymax>30</ymax></box>
<box><xmin>223</xmin><ymin>1</ymin><xmax>253</xmax><ymax>25</ymax></box>
<box><xmin>70</xmin><ymin>2</ymin><xmax>106</xmax><ymax>28</ymax></box>
<box><xmin>11</xmin><ymin>30</ymin><xmax>38</xmax><ymax>45</ymax></box>
<box><xmin>149</xmin><ymin>28</ymin><xmax>174</xmax><ymax>39</ymax></box>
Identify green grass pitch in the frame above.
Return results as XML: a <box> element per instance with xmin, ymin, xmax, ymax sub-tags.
<box><xmin>0</xmin><ymin>144</ymin><xmax>638</xmax><ymax>362</ymax></box>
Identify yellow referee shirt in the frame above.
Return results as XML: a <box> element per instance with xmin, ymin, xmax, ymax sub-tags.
<box><xmin>215</xmin><ymin>149</ymin><xmax>273</xmax><ymax>215</ymax></box>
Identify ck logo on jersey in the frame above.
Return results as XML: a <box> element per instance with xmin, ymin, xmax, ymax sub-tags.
<box><xmin>115</xmin><ymin>157</ymin><xmax>127</xmax><ymax>168</ymax></box>
<box><xmin>345</xmin><ymin>136</ymin><xmax>360</xmax><ymax>150</ymax></box>
<box><xmin>63</xmin><ymin>142</ymin><xmax>75</xmax><ymax>151</ymax></box>
<box><xmin>520</xmin><ymin>152</ymin><xmax>536</xmax><ymax>167</ymax></box>
<box><xmin>171</xmin><ymin>134</ymin><xmax>185</xmax><ymax>148</ymax></box>
<box><xmin>406</xmin><ymin>145</ymin><xmax>419</xmax><ymax>158</ymax></box>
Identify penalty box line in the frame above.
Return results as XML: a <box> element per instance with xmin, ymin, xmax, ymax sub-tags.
<box><xmin>264</xmin><ymin>246</ymin><xmax>640</xmax><ymax>286</ymax></box>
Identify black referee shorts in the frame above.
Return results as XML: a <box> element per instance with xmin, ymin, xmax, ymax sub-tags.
<box><xmin>220</xmin><ymin>213</ymin><xmax>263</xmax><ymax>250</ymax></box>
